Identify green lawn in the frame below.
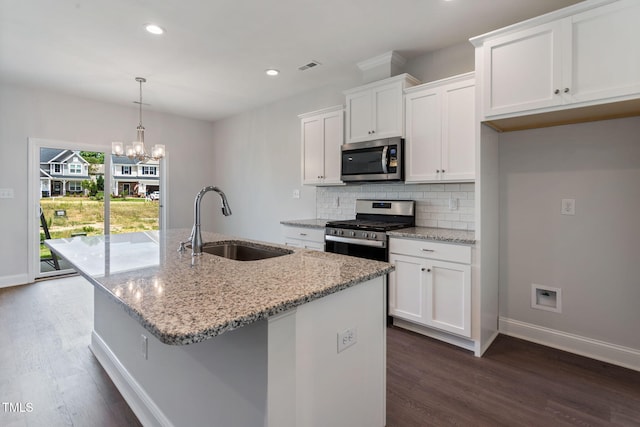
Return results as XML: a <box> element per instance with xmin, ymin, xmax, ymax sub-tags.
<box><xmin>40</xmin><ymin>196</ymin><xmax>159</xmax><ymax>259</ymax></box>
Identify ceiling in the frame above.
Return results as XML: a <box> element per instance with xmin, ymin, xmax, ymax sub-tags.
<box><xmin>0</xmin><ymin>0</ymin><xmax>583</xmax><ymax>122</ymax></box>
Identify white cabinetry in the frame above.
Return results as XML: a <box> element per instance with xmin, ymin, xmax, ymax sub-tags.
<box><xmin>282</xmin><ymin>225</ymin><xmax>325</xmax><ymax>251</ymax></box>
<box><xmin>344</xmin><ymin>74</ymin><xmax>420</xmax><ymax>143</ymax></box>
<box><xmin>404</xmin><ymin>73</ymin><xmax>475</xmax><ymax>182</ymax></box>
<box><xmin>299</xmin><ymin>105</ymin><xmax>344</xmax><ymax>186</ymax></box>
<box><xmin>389</xmin><ymin>238</ymin><xmax>471</xmax><ymax>338</ymax></box>
<box><xmin>478</xmin><ymin>0</ymin><xmax>640</xmax><ymax>120</ymax></box>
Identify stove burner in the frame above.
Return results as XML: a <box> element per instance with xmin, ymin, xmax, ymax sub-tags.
<box><xmin>325</xmin><ymin>220</ymin><xmax>410</xmax><ymax>232</ymax></box>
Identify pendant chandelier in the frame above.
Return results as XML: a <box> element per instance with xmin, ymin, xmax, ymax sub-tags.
<box><xmin>112</xmin><ymin>77</ymin><xmax>165</xmax><ymax>162</ymax></box>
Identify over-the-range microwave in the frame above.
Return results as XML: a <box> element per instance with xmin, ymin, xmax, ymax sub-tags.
<box><xmin>340</xmin><ymin>137</ymin><xmax>403</xmax><ymax>182</ymax></box>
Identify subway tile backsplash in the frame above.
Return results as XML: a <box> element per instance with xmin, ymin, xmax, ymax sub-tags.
<box><xmin>316</xmin><ymin>182</ymin><xmax>475</xmax><ymax>230</ymax></box>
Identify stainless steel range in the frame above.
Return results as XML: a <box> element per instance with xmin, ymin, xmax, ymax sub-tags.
<box><xmin>325</xmin><ymin>199</ymin><xmax>415</xmax><ymax>261</ymax></box>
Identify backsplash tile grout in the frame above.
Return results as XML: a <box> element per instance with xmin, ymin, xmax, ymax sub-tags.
<box><xmin>316</xmin><ymin>183</ymin><xmax>476</xmax><ymax>230</ymax></box>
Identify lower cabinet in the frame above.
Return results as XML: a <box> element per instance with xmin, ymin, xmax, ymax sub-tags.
<box><xmin>282</xmin><ymin>226</ymin><xmax>325</xmax><ymax>251</ymax></box>
<box><xmin>389</xmin><ymin>238</ymin><xmax>471</xmax><ymax>338</ymax></box>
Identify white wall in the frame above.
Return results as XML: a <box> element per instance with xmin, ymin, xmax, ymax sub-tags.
<box><xmin>405</xmin><ymin>41</ymin><xmax>475</xmax><ymax>83</ymax></box>
<box><xmin>0</xmin><ymin>81</ymin><xmax>215</xmax><ymax>284</ymax></box>
<box><xmin>208</xmin><ymin>44</ymin><xmax>474</xmax><ymax>244</ymax></box>
<box><xmin>499</xmin><ymin>116</ymin><xmax>640</xmax><ymax>351</ymax></box>
<box><xmin>208</xmin><ymin>76</ymin><xmax>360</xmax><ymax>243</ymax></box>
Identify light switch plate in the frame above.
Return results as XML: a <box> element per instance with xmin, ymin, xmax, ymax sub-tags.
<box><xmin>561</xmin><ymin>199</ymin><xmax>575</xmax><ymax>215</ymax></box>
<box><xmin>0</xmin><ymin>188</ymin><xmax>14</xmax><ymax>199</ymax></box>
<box><xmin>292</xmin><ymin>189</ymin><xmax>300</xmax><ymax>199</ymax></box>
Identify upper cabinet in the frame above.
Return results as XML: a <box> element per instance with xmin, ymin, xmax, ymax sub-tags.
<box><xmin>344</xmin><ymin>74</ymin><xmax>420</xmax><ymax>143</ymax></box>
<box><xmin>299</xmin><ymin>105</ymin><xmax>344</xmax><ymax>186</ymax></box>
<box><xmin>404</xmin><ymin>73</ymin><xmax>475</xmax><ymax>183</ymax></box>
<box><xmin>473</xmin><ymin>0</ymin><xmax>640</xmax><ymax>128</ymax></box>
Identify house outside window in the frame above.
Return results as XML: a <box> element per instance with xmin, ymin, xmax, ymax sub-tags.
<box><xmin>142</xmin><ymin>166</ymin><xmax>157</xmax><ymax>176</ymax></box>
<box><xmin>52</xmin><ymin>163</ymin><xmax>62</xmax><ymax>174</ymax></box>
<box><xmin>69</xmin><ymin>164</ymin><xmax>82</xmax><ymax>174</ymax></box>
<box><xmin>121</xmin><ymin>166</ymin><xmax>132</xmax><ymax>175</ymax></box>
<box><xmin>69</xmin><ymin>182</ymin><xmax>82</xmax><ymax>192</ymax></box>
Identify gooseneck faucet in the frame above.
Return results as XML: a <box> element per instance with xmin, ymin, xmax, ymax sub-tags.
<box><xmin>179</xmin><ymin>186</ymin><xmax>232</xmax><ymax>256</ymax></box>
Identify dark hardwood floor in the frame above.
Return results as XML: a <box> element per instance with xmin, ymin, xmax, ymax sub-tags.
<box><xmin>387</xmin><ymin>326</ymin><xmax>640</xmax><ymax>427</ymax></box>
<box><xmin>0</xmin><ymin>275</ymin><xmax>141</xmax><ymax>427</ymax></box>
<box><xmin>1</xmin><ymin>276</ymin><xmax>639</xmax><ymax>426</ymax></box>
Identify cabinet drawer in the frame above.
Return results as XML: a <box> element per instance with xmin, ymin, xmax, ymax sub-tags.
<box><xmin>282</xmin><ymin>226</ymin><xmax>325</xmax><ymax>243</ymax></box>
<box><xmin>389</xmin><ymin>238</ymin><xmax>471</xmax><ymax>264</ymax></box>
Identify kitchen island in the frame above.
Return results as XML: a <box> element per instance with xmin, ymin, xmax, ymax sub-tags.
<box><xmin>47</xmin><ymin>229</ymin><xmax>391</xmax><ymax>427</ymax></box>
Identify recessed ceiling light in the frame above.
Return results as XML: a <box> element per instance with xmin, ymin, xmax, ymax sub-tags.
<box><xmin>265</xmin><ymin>69</ymin><xmax>280</xmax><ymax>77</ymax></box>
<box><xmin>145</xmin><ymin>24</ymin><xmax>165</xmax><ymax>35</ymax></box>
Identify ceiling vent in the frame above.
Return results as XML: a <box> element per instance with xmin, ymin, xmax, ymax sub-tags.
<box><xmin>298</xmin><ymin>60</ymin><xmax>321</xmax><ymax>71</ymax></box>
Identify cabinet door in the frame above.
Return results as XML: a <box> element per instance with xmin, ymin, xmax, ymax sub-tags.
<box><xmin>483</xmin><ymin>21</ymin><xmax>564</xmax><ymax>117</ymax></box>
<box><xmin>372</xmin><ymin>81</ymin><xmax>404</xmax><ymax>139</ymax></box>
<box><xmin>567</xmin><ymin>0</ymin><xmax>640</xmax><ymax>104</ymax></box>
<box><xmin>441</xmin><ymin>79</ymin><xmax>475</xmax><ymax>181</ymax></box>
<box><xmin>345</xmin><ymin>90</ymin><xmax>373</xmax><ymax>143</ymax></box>
<box><xmin>404</xmin><ymin>88</ymin><xmax>442</xmax><ymax>182</ymax></box>
<box><xmin>388</xmin><ymin>253</ymin><xmax>428</xmax><ymax>325</ymax></box>
<box><xmin>301</xmin><ymin>117</ymin><xmax>324</xmax><ymax>184</ymax></box>
<box><xmin>321</xmin><ymin>110</ymin><xmax>344</xmax><ymax>185</ymax></box>
<box><xmin>426</xmin><ymin>260</ymin><xmax>471</xmax><ymax>337</ymax></box>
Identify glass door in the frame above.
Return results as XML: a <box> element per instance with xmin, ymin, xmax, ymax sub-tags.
<box><xmin>29</xmin><ymin>139</ymin><xmax>164</xmax><ymax>281</ymax></box>
<box><xmin>37</xmin><ymin>147</ymin><xmax>107</xmax><ymax>278</ymax></box>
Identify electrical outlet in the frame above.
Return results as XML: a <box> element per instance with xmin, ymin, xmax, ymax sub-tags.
<box><xmin>292</xmin><ymin>189</ymin><xmax>300</xmax><ymax>199</ymax></box>
<box><xmin>449</xmin><ymin>196</ymin><xmax>458</xmax><ymax>211</ymax></box>
<box><xmin>141</xmin><ymin>334</ymin><xmax>148</xmax><ymax>359</ymax></box>
<box><xmin>561</xmin><ymin>198</ymin><xmax>575</xmax><ymax>215</ymax></box>
<box><xmin>337</xmin><ymin>327</ymin><xmax>357</xmax><ymax>353</ymax></box>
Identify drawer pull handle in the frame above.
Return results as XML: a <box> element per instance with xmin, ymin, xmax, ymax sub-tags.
<box><xmin>299</xmin><ymin>233</ymin><xmax>307</xmax><ymax>236</ymax></box>
<box><xmin>421</xmin><ymin>249</ymin><xmax>435</xmax><ymax>252</ymax></box>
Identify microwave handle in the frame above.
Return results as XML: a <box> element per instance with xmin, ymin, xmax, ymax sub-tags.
<box><xmin>381</xmin><ymin>146</ymin><xmax>389</xmax><ymax>174</ymax></box>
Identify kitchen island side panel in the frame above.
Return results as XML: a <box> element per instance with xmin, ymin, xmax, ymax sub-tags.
<box><xmin>92</xmin><ymin>288</ymin><xmax>269</xmax><ymax>427</ymax></box>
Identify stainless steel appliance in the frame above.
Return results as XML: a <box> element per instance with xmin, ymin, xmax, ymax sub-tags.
<box><xmin>325</xmin><ymin>199</ymin><xmax>415</xmax><ymax>261</ymax></box>
<box><xmin>340</xmin><ymin>137</ymin><xmax>403</xmax><ymax>182</ymax></box>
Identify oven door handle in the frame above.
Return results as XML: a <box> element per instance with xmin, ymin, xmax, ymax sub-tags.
<box><xmin>325</xmin><ymin>235</ymin><xmax>386</xmax><ymax>248</ymax></box>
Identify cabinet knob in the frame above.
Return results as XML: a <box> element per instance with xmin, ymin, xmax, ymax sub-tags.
<box><xmin>368</xmin><ymin>131</ymin><xmax>372</xmax><ymax>134</ymax></box>
<box><xmin>421</xmin><ymin>268</ymin><xmax>426</xmax><ymax>271</ymax></box>
<box><xmin>554</xmin><ymin>89</ymin><xmax>560</xmax><ymax>95</ymax></box>
<box><xmin>436</xmin><ymin>170</ymin><xmax>440</xmax><ymax>173</ymax></box>
<box><xmin>371</xmin><ymin>130</ymin><xmax>375</xmax><ymax>134</ymax></box>
<box><xmin>427</xmin><ymin>268</ymin><xmax>431</xmax><ymax>272</ymax></box>
<box><xmin>442</xmin><ymin>169</ymin><xmax>445</xmax><ymax>173</ymax></box>
<box><xmin>564</xmin><ymin>87</ymin><xmax>570</xmax><ymax>93</ymax></box>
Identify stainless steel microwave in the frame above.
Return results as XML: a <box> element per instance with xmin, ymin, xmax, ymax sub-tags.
<box><xmin>341</xmin><ymin>137</ymin><xmax>403</xmax><ymax>182</ymax></box>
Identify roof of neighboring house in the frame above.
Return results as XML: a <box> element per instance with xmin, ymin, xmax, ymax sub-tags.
<box><xmin>40</xmin><ymin>168</ymin><xmax>52</xmax><ymax>179</ymax></box>
<box><xmin>40</xmin><ymin>148</ymin><xmax>89</xmax><ymax>164</ymax></box>
<box><xmin>111</xmin><ymin>155</ymin><xmax>159</xmax><ymax>166</ymax></box>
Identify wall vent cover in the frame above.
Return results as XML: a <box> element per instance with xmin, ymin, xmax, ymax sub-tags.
<box><xmin>298</xmin><ymin>60</ymin><xmax>321</xmax><ymax>71</ymax></box>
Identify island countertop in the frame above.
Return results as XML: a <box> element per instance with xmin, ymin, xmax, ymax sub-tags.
<box><xmin>46</xmin><ymin>229</ymin><xmax>392</xmax><ymax>346</ymax></box>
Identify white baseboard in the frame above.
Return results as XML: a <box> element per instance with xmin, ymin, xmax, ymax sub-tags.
<box><xmin>0</xmin><ymin>274</ymin><xmax>29</xmax><ymax>289</ymax></box>
<box><xmin>90</xmin><ymin>331</ymin><xmax>174</xmax><ymax>427</ymax></box>
<box><xmin>499</xmin><ymin>317</ymin><xmax>640</xmax><ymax>372</ymax></box>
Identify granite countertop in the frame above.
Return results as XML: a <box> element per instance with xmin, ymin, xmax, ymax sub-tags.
<box><xmin>280</xmin><ymin>218</ymin><xmax>331</xmax><ymax>229</ymax></box>
<box><xmin>46</xmin><ymin>229</ymin><xmax>392</xmax><ymax>346</ymax></box>
<box><xmin>387</xmin><ymin>227</ymin><xmax>476</xmax><ymax>245</ymax></box>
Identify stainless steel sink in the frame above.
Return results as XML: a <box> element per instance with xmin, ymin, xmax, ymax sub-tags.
<box><xmin>197</xmin><ymin>241</ymin><xmax>293</xmax><ymax>261</ymax></box>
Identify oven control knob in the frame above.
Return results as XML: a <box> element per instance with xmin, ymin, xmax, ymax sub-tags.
<box><xmin>371</xmin><ymin>233</ymin><xmax>377</xmax><ymax>239</ymax></box>
<box><xmin>362</xmin><ymin>232</ymin><xmax>368</xmax><ymax>239</ymax></box>
<box><xmin>338</xmin><ymin>230</ymin><xmax>343</xmax><ymax>235</ymax></box>
<box><xmin>331</xmin><ymin>229</ymin><xmax>336</xmax><ymax>235</ymax></box>
<box><xmin>349</xmin><ymin>231</ymin><xmax>356</xmax><ymax>237</ymax></box>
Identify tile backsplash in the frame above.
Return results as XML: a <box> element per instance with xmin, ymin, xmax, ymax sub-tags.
<box><xmin>316</xmin><ymin>182</ymin><xmax>475</xmax><ymax>230</ymax></box>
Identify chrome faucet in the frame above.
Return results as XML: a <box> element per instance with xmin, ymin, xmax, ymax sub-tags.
<box><xmin>179</xmin><ymin>186</ymin><xmax>232</xmax><ymax>256</ymax></box>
